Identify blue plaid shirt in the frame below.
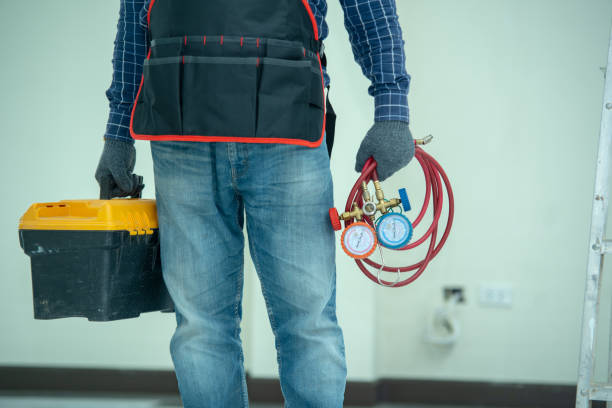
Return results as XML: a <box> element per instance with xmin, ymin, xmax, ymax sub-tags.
<box><xmin>105</xmin><ymin>0</ymin><xmax>411</xmax><ymax>143</ymax></box>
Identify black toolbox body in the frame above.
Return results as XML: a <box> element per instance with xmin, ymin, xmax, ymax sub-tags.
<box><xmin>19</xmin><ymin>200</ymin><xmax>174</xmax><ymax>321</ymax></box>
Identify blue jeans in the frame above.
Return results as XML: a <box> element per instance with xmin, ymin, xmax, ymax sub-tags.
<box><xmin>150</xmin><ymin>134</ymin><xmax>347</xmax><ymax>407</ymax></box>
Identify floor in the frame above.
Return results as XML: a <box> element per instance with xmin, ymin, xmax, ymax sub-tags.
<box><xmin>0</xmin><ymin>393</ymin><xmax>493</xmax><ymax>408</ymax></box>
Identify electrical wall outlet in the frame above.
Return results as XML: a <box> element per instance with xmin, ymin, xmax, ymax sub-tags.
<box><xmin>443</xmin><ymin>287</ymin><xmax>465</xmax><ymax>303</ymax></box>
<box><xmin>479</xmin><ymin>284</ymin><xmax>513</xmax><ymax>308</ymax></box>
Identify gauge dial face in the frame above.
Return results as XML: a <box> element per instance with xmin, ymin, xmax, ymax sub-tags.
<box><xmin>377</xmin><ymin>213</ymin><xmax>413</xmax><ymax>249</ymax></box>
<box><xmin>341</xmin><ymin>222</ymin><xmax>377</xmax><ymax>259</ymax></box>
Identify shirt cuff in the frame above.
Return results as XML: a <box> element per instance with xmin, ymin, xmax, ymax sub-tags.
<box><xmin>104</xmin><ymin>108</ymin><xmax>135</xmax><ymax>144</ymax></box>
<box><xmin>374</xmin><ymin>92</ymin><xmax>410</xmax><ymax>123</ymax></box>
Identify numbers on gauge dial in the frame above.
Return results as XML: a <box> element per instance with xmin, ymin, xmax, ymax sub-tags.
<box><xmin>376</xmin><ymin>213</ymin><xmax>413</xmax><ymax>249</ymax></box>
<box><xmin>341</xmin><ymin>222</ymin><xmax>378</xmax><ymax>259</ymax></box>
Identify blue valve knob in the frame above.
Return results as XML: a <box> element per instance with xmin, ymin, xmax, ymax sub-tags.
<box><xmin>398</xmin><ymin>188</ymin><xmax>411</xmax><ymax>211</ymax></box>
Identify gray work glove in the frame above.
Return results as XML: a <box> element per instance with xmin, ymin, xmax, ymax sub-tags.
<box><xmin>95</xmin><ymin>139</ymin><xmax>144</xmax><ymax>199</ymax></box>
<box><xmin>355</xmin><ymin>121</ymin><xmax>415</xmax><ymax>181</ymax></box>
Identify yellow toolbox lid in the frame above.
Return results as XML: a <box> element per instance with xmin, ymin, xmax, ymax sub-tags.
<box><xmin>18</xmin><ymin>199</ymin><xmax>158</xmax><ymax>235</ymax></box>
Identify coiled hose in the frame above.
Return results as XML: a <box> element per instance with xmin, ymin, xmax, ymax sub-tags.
<box><xmin>343</xmin><ymin>144</ymin><xmax>454</xmax><ymax>287</ymax></box>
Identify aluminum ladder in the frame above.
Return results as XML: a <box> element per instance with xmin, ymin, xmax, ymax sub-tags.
<box><xmin>576</xmin><ymin>23</ymin><xmax>612</xmax><ymax>408</ymax></box>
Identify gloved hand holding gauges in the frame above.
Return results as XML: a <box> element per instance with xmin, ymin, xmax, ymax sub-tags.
<box><xmin>333</xmin><ymin>125</ymin><xmax>454</xmax><ymax>288</ymax></box>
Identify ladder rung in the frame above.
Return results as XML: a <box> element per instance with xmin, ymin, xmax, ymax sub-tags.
<box><xmin>595</xmin><ymin>239</ymin><xmax>612</xmax><ymax>254</ymax></box>
<box><xmin>590</xmin><ymin>384</ymin><xmax>612</xmax><ymax>401</ymax></box>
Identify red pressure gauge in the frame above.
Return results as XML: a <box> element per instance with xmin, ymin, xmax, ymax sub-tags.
<box><xmin>340</xmin><ymin>221</ymin><xmax>378</xmax><ymax>259</ymax></box>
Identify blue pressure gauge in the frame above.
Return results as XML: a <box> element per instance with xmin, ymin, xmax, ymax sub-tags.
<box><xmin>376</xmin><ymin>212</ymin><xmax>413</xmax><ymax>249</ymax></box>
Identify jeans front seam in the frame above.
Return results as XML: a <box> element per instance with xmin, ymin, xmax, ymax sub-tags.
<box><xmin>228</xmin><ymin>142</ymin><xmax>249</xmax><ymax>188</ymax></box>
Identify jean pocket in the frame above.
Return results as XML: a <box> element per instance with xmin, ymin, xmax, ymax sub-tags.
<box><xmin>181</xmin><ymin>56</ymin><xmax>258</xmax><ymax>137</ymax></box>
<box><xmin>133</xmin><ymin>57</ymin><xmax>183</xmax><ymax>135</ymax></box>
<box><xmin>256</xmin><ymin>58</ymin><xmax>323</xmax><ymax>143</ymax></box>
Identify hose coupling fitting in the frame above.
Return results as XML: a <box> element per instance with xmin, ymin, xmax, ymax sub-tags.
<box><xmin>415</xmin><ymin>134</ymin><xmax>434</xmax><ymax>145</ymax></box>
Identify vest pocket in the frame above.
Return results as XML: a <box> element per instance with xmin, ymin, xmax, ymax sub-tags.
<box><xmin>134</xmin><ymin>54</ymin><xmax>323</xmax><ymax>142</ymax></box>
<box><xmin>307</xmin><ymin>65</ymin><xmax>325</xmax><ymax>142</ymax></box>
<box><xmin>256</xmin><ymin>58</ymin><xmax>322</xmax><ymax>142</ymax></box>
<box><xmin>181</xmin><ymin>56</ymin><xmax>258</xmax><ymax>137</ymax></box>
<box><xmin>133</xmin><ymin>57</ymin><xmax>182</xmax><ymax>136</ymax></box>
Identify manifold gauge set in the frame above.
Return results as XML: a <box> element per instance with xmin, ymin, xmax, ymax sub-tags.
<box><xmin>329</xmin><ymin>137</ymin><xmax>454</xmax><ymax>288</ymax></box>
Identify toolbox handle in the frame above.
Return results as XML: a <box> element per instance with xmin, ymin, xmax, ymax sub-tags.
<box><xmin>99</xmin><ymin>174</ymin><xmax>145</xmax><ymax>200</ymax></box>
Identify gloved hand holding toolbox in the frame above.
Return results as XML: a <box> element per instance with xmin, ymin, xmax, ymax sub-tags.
<box><xmin>17</xmin><ymin>140</ymin><xmax>173</xmax><ymax>322</ymax></box>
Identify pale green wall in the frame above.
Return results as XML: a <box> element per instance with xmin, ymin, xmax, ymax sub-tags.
<box><xmin>0</xmin><ymin>0</ymin><xmax>611</xmax><ymax>385</ymax></box>
<box><xmin>372</xmin><ymin>0</ymin><xmax>612</xmax><ymax>384</ymax></box>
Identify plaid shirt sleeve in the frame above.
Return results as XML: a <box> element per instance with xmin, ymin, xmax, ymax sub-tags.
<box><xmin>103</xmin><ymin>0</ymin><xmax>148</xmax><ymax>143</ymax></box>
<box><xmin>339</xmin><ymin>0</ymin><xmax>411</xmax><ymax>123</ymax></box>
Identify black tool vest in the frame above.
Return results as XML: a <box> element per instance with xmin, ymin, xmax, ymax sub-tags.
<box><xmin>130</xmin><ymin>0</ymin><xmax>326</xmax><ymax>148</ymax></box>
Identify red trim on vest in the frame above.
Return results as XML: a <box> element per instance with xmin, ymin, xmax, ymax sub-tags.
<box><xmin>129</xmin><ymin>48</ymin><xmax>151</xmax><ymax>140</ymax></box>
<box><xmin>147</xmin><ymin>0</ymin><xmax>156</xmax><ymax>26</ymax></box>
<box><xmin>300</xmin><ymin>0</ymin><xmax>319</xmax><ymax>40</ymax></box>
<box><xmin>131</xmin><ymin>134</ymin><xmax>324</xmax><ymax>147</ymax></box>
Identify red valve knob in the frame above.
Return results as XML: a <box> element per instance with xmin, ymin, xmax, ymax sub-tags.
<box><xmin>329</xmin><ymin>208</ymin><xmax>342</xmax><ymax>231</ymax></box>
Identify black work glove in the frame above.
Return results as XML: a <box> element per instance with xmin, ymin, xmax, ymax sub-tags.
<box><xmin>95</xmin><ymin>139</ymin><xmax>144</xmax><ymax>199</ymax></box>
<box><xmin>355</xmin><ymin>121</ymin><xmax>415</xmax><ymax>181</ymax></box>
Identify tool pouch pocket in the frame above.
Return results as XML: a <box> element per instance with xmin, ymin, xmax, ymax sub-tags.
<box><xmin>181</xmin><ymin>56</ymin><xmax>258</xmax><ymax>137</ymax></box>
<box><xmin>132</xmin><ymin>38</ymin><xmax>325</xmax><ymax>143</ymax></box>
<box><xmin>255</xmin><ymin>58</ymin><xmax>324</xmax><ymax>143</ymax></box>
<box><xmin>132</xmin><ymin>57</ymin><xmax>183</xmax><ymax>136</ymax></box>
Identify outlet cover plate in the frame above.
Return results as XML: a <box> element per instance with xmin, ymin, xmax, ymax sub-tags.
<box><xmin>479</xmin><ymin>283</ymin><xmax>513</xmax><ymax>308</ymax></box>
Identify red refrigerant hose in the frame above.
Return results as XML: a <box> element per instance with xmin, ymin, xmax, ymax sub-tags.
<box><xmin>341</xmin><ymin>143</ymin><xmax>454</xmax><ymax>287</ymax></box>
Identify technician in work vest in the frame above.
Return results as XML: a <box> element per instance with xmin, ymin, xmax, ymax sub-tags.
<box><xmin>130</xmin><ymin>0</ymin><xmax>327</xmax><ymax>149</ymax></box>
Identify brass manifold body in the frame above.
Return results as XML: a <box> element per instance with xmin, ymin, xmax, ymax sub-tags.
<box><xmin>339</xmin><ymin>180</ymin><xmax>402</xmax><ymax>222</ymax></box>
